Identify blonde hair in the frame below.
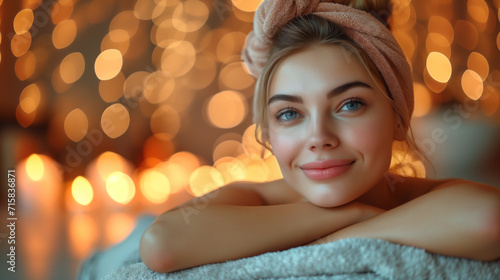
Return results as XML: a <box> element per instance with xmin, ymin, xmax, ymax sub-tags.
<box><xmin>253</xmin><ymin>13</ymin><xmax>427</xmax><ymax>176</ymax></box>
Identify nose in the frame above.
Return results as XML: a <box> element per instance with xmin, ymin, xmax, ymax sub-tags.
<box><xmin>307</xmin><ymin>115</ymin><xmax>339</xmax><ymax>151</ymax></box>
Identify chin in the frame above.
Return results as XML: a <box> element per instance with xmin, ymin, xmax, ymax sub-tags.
<box><xmin>305</xmin><ymin>186</ymin><xmax>356</xmax><ymax>208</ymax></box>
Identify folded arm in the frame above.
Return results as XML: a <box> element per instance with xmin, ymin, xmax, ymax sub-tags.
<box><xmin>309</xmin><ymin>180</ymin><xmax>500</xmax><ymax>261</ymax></box>
<box><xmin>139</xmin><ymin>181</ymin><xmax>381</xmax><ymax>273</ymax></box>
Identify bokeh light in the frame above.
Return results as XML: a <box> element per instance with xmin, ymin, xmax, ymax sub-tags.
<box><xmin>101</xmin><ymin>103</ymin><xmax>130</xmax><ymax>139</ymax></box>
<box><xmin>393</xmin><ymin>30</ymin><xmax>416</xmax><ymax>61</ymax></box>
<box><xmin>155</xmin><ymin>162</ymin><xmax>189</xmax><ymax>194</ymax></box>
<box><xmin>134</xmin><ymin>0</ymin><xmax>157</xmax><ymax>20</ymax></box>
<box><xmin>51</xmin><ymin>0</ymin><xmax>74</xmax><ymax>24</ymax></box>
<box><xmin>467</xmin><ymin>52</ymin><xmax>489</xmax><ymax>81</ymax></box>
<box><xmin>96</xmin><ymin>152</ymin><xmax>129</xmax><ymax>182</ymax></box>
<box><xmin>206</xmin><ymin>90</ymin><xmax>248</xmax><ymax>129</ymax></box>
<box><xmin>140</xmin><ymin>169</ymin><xmax>171</xmax><ymax>204</ymax></box>
<box><xmin>214</xmin><ymin>157</ymin><xmax>247</xmax><ymax>184</ymax></box>
<box><xmin>265</xmin><ymin>155</ymin><xmax>283</xmax><ymax>181</ymax></box>
<box><xmin>151</xmin><ymin>0</ymin><xmax>181</xmax><ymax>21</ymax></box>
<box><xmin>52</xmin><ymin>65</ymin><xmax>71</xmax><ymax>93</ymax></box>
<box><xmin>242</xmin><ymin>124</ymin><xmax>270</xmax><ymax>157</ymax></box>
<box><xmin>232</xmin><ymin>4</ymin><xmax>257</xmax><ymax>22</ymax></box>
<box><xmin>231</xmin><ymin>0</ymin><xmax>263</xmax><ymax>12</ymax></box>
<box><xmin>392</xmin><ymin>1</ymin><xmax>415</xmax><ymax>28</ymax></box>
<box><xmin>219</xmin><ymin>62</ymin><xmax>255</xmax><ymax>90</ymax></box>
<box><xmin>154</xmin><ymin>19</ymin><xmax>186</xmax><ymax>48</ymax></box>
<box><xmin>214</xmin><ymin>156</ymin><xmax>247</xmax><ymax>183</ymax></box>
<box><xmin>426</xmin><ymin>33</ymin><xmax>451</xmax><ymax>58</ymax></box>
<box><xmin>160</xmin><ymin>151</ymin><xmax>200</xmax><ymax>194</ymax></box>
<box><xmin>413</xmin><ymin>83</ymin><xmax>433</xmax><ymax>117</ymax></box>
<box><xmin>26</xmin><ymin>154</ymin><xmax>44</xmax><ymax>181</ymax></box>
<box><xmin>467</xmin><ymin>0</ymin><xmax>489</xmax><ymax>24</ymax></box>
<box><xmin>172</xmin><ymin>0</ymin><xmax>209</xmax><ymax>32</ymax></box>
<box><xmin>170</xmin><ymin>151</ymin><xmax>200</xmax><ymax>171</ymax></box>
<box><xmin>64</xmin><ymin>108</ymin><xmax>89</xmax><ymax>142</ymax></box>
<box><xmin>213</xmin><ymin>140</ymin><xmax>246</xmax><ymax>162</ymax></box>
<box><xmin>189</xmin><ymin>166</ymin><xmax>224</xmax><ymax>196</ymax></box>
<box><xmin>242</xmin><ymin>157</ymin><xmax>269</xmax><ymax>182</ymax></box>
<box><xmin>71</xmin><ymin>176</ymin><xmax>94</xmax><ymax>206</ymax></box>
<box><xmin>183</xmin><ymin>53</ymin><xmax>217</xmax><ymax>90</ymax></box>
<box><xmin>423</xmin><ymin>66</ymin><xmax>447</xmax><ymax>93</ymax></box>
<box><xmin>15</xmin><ymin>50</ymin><xmax>36</xmax><ymax>80</ymax></box>
<box><xmin>110</xmin><ymin>10</ymin><xmax>140</xmax><ymax>37</ymax></box>
<box><xmin>52</xmin><ymin>19</ymin><xmax>77</xmax><ymax>49</ymax></box>
<box><xmin>216</xmin><ymin>32</ymin><xmax>246</xmax><ymax>63</ymax></box>
<box><xmin>105</xmin><ymin>171</ymin><xmax>136</xmax><ymax>205</ymax></box>
<box><xmin>123</xmin><ymin>71</ymin><xmax>149</xmax><ymax>99</ymax></box>
<box><xmin>461</xmin><ymin>70</ymin><xmax>484</xmax><ymax>100</ymax></box>
<box><xmin>497</xmin><ymin>32</ymin><xmax>500</xmax><ymax>52</ymax></box>
<box><xmin>391</xmin><ymin>157</ymin><xmax>427</xmax><ymax>178</ymax></box>
<box><xmin>60</xmin><ymin>52</ymin><xmax>85</xmax><ymax>84</ymax></box>
<box><xmin>427</xmin><ymin>16</ymin><xmax>454</xmax><ymax>44</ymax></box>
<box><xmin>143</xmin><ymin>71</ymin><xmax>175</xmax><ymax>104</ymax></box>
<box><xmin>19</xmin><ymin>83</ymin><xmax>41</xmax><ymax>114</ymax></box>
<box><xmin>11</xmin><ymin>32</ymin><xmax>32</xmax><ymax>57</ymax></box>
<box><xmin>101</xmin><ymin>30</ymin><xmax>130</xmax><ymax>55</ymax></box>
<box><xmin>426</xmin><ymin>52</ymin><xmax>452</xmax><ymax>83</ymax></box>
<box><xmin>95</xmin><ymin>49</ymin><xmax>123</xmax><ymax>81</ymax></box>
<box><xmin>16</xmin><ymin>104</ymin><xmax>37</xmax><ymax>128</ymax></box>
<box><xmin>13</xmin><ymin>8</ymin><xmax>34</xmax><ymax>34</ymax></box>
<box><xmin>161</xmin><ymin>41</ymin><xmax>196</xmax><ymax>77</ymax></box>
<box><xmin>99</xmin><ymin>72</ymin><xmax>125</xmax><ymax>102</ymax></box>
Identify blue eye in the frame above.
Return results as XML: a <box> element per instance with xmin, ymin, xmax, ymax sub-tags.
<box><xmin>276</xmin><ymin>108</ymin><xmax>299</xmax><ymax>122</ymax></box>
<box><xmin>340</xmin><ymin>98</ymin><xmax>364</xmax><ymax>112</ymax></box>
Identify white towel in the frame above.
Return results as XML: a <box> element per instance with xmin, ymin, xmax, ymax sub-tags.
<box><xmin>78</xmin><ymin>216</ymin><xmax>500</xmax><ymax>280</ymax></box>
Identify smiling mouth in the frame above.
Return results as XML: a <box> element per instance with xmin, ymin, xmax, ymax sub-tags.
<box><xmin>300</xmin><ymin>160</ymin><xmax>354</xmax><ymax>181</ymax></box>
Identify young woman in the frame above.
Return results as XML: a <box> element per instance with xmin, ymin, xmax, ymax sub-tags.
<box><xmin>140</xmin><ymin>0</ymin><xmax>500</xmax><ymax>273</ymax></box>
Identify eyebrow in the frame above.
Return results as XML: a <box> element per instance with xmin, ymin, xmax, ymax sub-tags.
<box><xmin>267</xmin><ymin>81</ymin><xmax>372</xmax><ymax>105</ymax></box>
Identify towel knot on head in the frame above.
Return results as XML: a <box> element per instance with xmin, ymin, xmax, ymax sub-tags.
<box><xmin>242</xmin><ymin>0</ymin><xmax>414</xmax><ymax>122</ymax></box>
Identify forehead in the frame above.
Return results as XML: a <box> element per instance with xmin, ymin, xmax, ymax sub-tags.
<box><xmin>269</xmin><ymin>44</ymin><xmax>372</xmax><ymax>95</ymax></box>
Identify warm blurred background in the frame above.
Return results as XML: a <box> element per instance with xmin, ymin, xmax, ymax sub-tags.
<box><xmin>0</xmin><ymin>0</ymin><xmax>499</xmax><ymax>279</ymax></box>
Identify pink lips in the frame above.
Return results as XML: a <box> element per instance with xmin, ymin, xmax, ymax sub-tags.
<box><xmin>300</xmin><ymin>159</ymin><xmax>354</xmax><ymax>180</ymax></box>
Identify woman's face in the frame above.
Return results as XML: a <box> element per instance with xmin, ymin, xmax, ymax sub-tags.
<box><xmin>267</xmin><ymin>44</ymin><xmax>400</xmax><ymax>207</ymax></box>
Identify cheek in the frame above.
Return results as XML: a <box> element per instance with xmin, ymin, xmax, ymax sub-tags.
<box><xmin>269</xmin><ymin>130</ymin><xmax>301</xmax><ymax>167</ymax></box>
<box><xmin>344</xmin><ymin>115</ymin><xmax>395</xmax><ymax>159</ymax></box>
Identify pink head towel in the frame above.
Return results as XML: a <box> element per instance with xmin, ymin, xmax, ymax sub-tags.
<box><xmin>242</xmin><ymin>0</ymin><xmax>414</xmax><ymax>121</ymax></box>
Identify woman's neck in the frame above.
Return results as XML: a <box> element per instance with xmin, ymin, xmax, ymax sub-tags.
<box><xmin>355</xmin><ymin>174</ymin><xmax>402</xmax><ymax>210</ymax></box>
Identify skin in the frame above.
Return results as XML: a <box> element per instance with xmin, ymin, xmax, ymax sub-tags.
<box><xmin>266</xmin><ymin>44</ymin><xmax>402</xmax><ymax>208</ymax></box>
<box><xmin>139</xmin><ymin>44</ymin><xmax>500</xmax><ymax>274</ymax></box>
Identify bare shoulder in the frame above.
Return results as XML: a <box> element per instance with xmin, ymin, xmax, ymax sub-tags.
<box><xmin>228</xmin><ymin>179</ymin><xmax>304</xmax><ymax>205</ymax></box>
<box><xmin>429</xmin><ymin>178</ymin><xmax>500</xmax><ymax>198</ymax></box>
<box><xmin>386</xmin><ymin>174</ymin><xmax>446</xmax><ymax>204</ymax></box>
<box><xmin>391</xmin><ymin>174</ymin><xmax>500</xmax><ymax>203</ymax></box>
<box><xmin>171</xmin><ymin>179</ymin><xmax>302</xmax><ymax>209</ymax></box>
